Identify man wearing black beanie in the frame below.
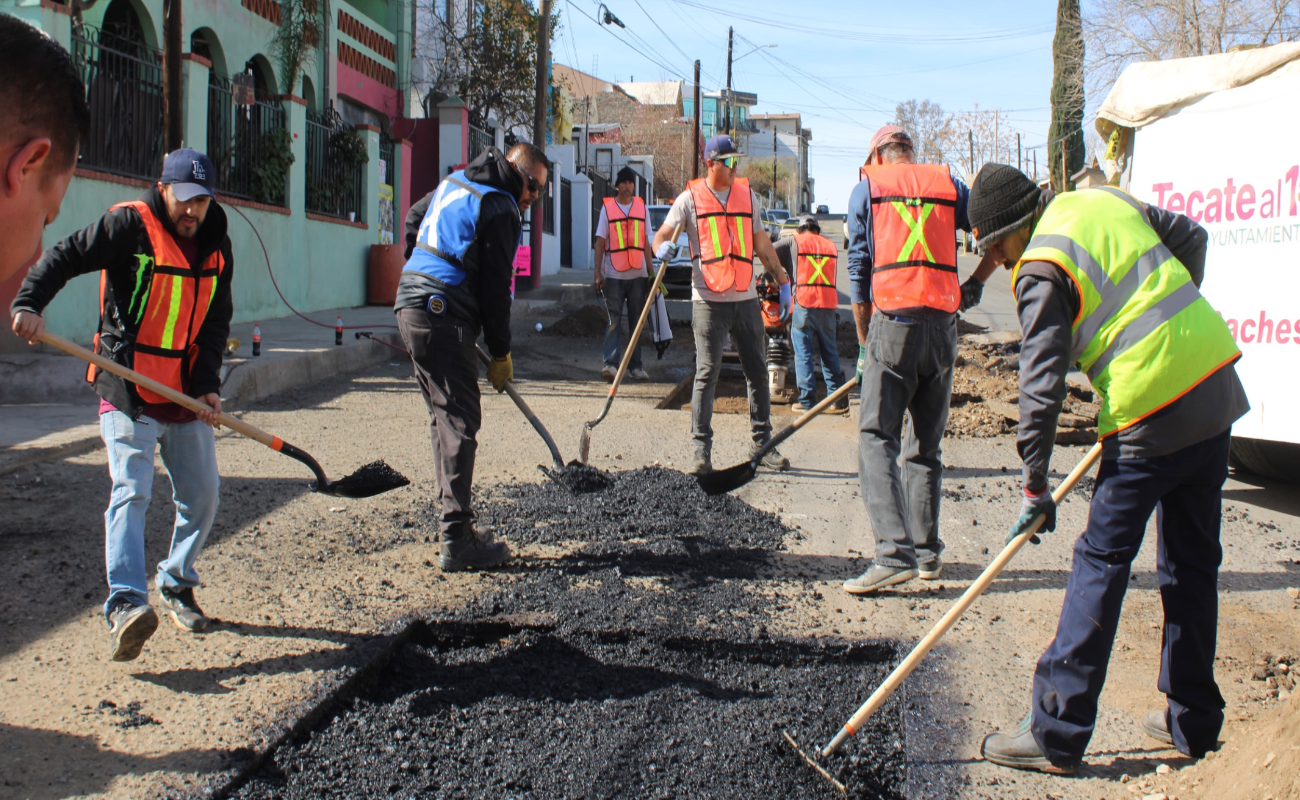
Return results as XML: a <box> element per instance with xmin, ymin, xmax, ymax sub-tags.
<box><xmin>969</xmin><ymin>164</ymin><xmax>1248</xmax><ymax>773</ymax></box>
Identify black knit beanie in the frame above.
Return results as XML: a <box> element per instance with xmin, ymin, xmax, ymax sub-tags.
<box><xmin>969</xmin><ymin>163</ymin><xmax>1041</xmax><ymax>247</ymax></box>
<box><xmin>615</xmin><ymin>166</ymin><xmax>639</xmax><ymax>187</ymax></box>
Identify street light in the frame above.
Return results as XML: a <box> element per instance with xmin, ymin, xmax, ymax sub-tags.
<box><xmin>598</xmin><ymin>3</ymin><xmax>625</xmax><ymax>27</ymax></box>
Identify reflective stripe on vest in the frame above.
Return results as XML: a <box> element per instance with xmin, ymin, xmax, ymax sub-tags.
<box><xmin>792</xmin><ymin>231</ymin><xmax>838</xmax><ymax>309</ymax></box>
<box><xmin>689</xmin><ymin>177</ymin><xmax>754</xmax><ymax>293</ymax></box>
<box><xmin>863</xmin><ymin>163</ymin><xmax>959</xmax><ymax>313</ymax></box>
<box><xmin>603</xmin><ymin>196</ymin><xmax>646</xmax><ymax>272</ymax></box>
<box><xmin>105</xmin><ymin>200</ymin><xmax>225</xmax><ymax>404</ymax></box>
<box><xmin>1011</xmin><ymin>187</ymin><xmax>1241</xmax><ymax>437</ymax></box>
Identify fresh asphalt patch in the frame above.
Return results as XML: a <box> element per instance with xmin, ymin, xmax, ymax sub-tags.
<box><xmin>219</xmin><ymin>468</ymin><xmax>909</xmax><ymax>799</ymax></box>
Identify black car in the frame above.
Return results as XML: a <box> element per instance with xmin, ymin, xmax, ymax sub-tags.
<box><xmin>648</xmin><ymin>204</ymin><xmax>693</xmax><ymax>297</ymax></box>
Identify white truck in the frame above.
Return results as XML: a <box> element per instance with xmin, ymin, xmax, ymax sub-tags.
<box><xmin>1097</xmin><ymin>43</ymin><xmax>1300</xmax><ymax>479</ymax></box>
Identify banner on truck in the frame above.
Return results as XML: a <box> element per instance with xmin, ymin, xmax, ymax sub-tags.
<box><xmin>1129</xmin><ymin>70</ymin><xmax>1300</xmax><ymax>445</ymax></box>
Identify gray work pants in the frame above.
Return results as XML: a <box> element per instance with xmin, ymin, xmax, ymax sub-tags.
<box><xmin>858</xmin><ymin>314</ymin><xmax>957</xmax><ymax>568</ymax></box>
<box><xmin>691</xmin><ymin>298</ymin><xmax>771</xmax><ymax>453</ymax></box>
<box><xmin>397</xmin><ymin>307</ymin><xmax>481</xmax><ymax>536</ymax></box>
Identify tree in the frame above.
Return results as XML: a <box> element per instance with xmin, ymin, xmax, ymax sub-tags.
<box><xmin>950</xmin><ymin>106</ymin><xmax>1021</xmax><ymax>182</ymax></box>
<box><xmin>269</xmin><ymin>0</ymin><xmax>324</xmax><ymax>94</ymax></box>
<box><xmin>1086</xmin><ymin>0</ymin><xmax>1300</xmax><ymax>101</ymax></box>
<box><xmin>1050</xmin><ymin>0</ymin><xmax>1085</xmax><ymax>191</ymax></box>
<box><xmin>893</xmin><ymin>99</ymin><xmax>956</xmax><ymax>165</ymax></box>
<box><xmin>740</xmin><ymin>159</ymin><xmax>794</xmax><ymax>208</ymax></box>
<box><xmin>415</xmin><ymin>0</ymin><xmax>561</xmax><ymax>134</ymax></box>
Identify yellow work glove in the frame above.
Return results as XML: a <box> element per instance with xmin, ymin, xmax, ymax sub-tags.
<box><xmin>487</xmin><ymin>353</ymin><xmax>513</xmax><ymax>392</ymax></box>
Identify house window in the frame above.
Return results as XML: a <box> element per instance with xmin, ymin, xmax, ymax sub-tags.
<box><xmin>595</xmin><ymin>149</ymin><xmax>612</xmax><ymax>180</ymax></box>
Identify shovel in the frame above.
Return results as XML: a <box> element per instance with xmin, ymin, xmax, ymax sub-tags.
<box><xmin>795</xmin><ymin>441</ymin><xmax>1104</xmax><ymax>778</ymax></box>
<box><xmin>38</xmin><ymin>329</ymin><xmax>410</xmax><ymax>498</ymax></box>
<box><xmin>475</xmin><ymin>345</ymin><xmax>565</xmax><ymax>472</ymax></box>
<box><xmin>697</xmin><ymin>376</ymin><xmax>859</xmax><ymax>496</ymax></box>
<box><xmin>577</xmin><ymin>223</ymin><xmax>683</xmax><ymax>464</ymax></box>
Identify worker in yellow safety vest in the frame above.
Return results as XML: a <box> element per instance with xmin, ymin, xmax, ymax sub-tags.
<box><xmin>969</xmin><ymin>163</ymin><xmax>1249</xmax><ymax>774</ymax></box>
<box><xmin>593</xmin><ymin>166</ymin><xmax>655</xmax><ymax>382</ymax></box>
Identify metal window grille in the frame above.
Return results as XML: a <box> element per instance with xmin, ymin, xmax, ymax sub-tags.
<box><xmin>71</xmin><ymin>23</ymin><xmax>164</xmax><ymax>181</ymax></box>
<box><xmin>207</xmin><ymin>76</ymin><xmax>288</xmax><ymax>205</ymax></box>
<box><xmin>379</xmin><ymin>133</ymin><xmax>395</xmax><ymax>185</ymax></box>
<box><xmin>305</xmin><ymin>107</ymin><xmax>365</xmax><ymax>221</ymax></box>
<box><xmin>468</xmin><ymin>124</ymin><xmax>494</xmax><ymax>164</ymax></box>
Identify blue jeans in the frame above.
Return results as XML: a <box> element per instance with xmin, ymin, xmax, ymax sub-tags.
<box><xmin>602</xmin><ymin>276</ymin><xmax>647</xmax><ymax>371</ymax></box>
<box><xmin>100</xmin><ymin>409</ymin><xmax>220</xmax><ymax>619</ymax></box>
<box><xmin>1031</xmin><ymin>430</ymin><xmax>1230</xmax><ymax>763</ymax></box>
<box><xmin>791</xmin><ymin>305</ymin><xmax>845</xmax><ymax>407</ymax></box>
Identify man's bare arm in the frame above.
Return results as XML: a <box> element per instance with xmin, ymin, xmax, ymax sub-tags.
<box><xmin>852</xmin><ymin>301</ymin><xmax>871</xmax><ymax>345</ymax></box>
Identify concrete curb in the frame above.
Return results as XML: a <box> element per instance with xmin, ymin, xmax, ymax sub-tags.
<box><xmin>0</xmin><ymin>332</ymin><xmax>406</xmax><ymax>475</ymax></box>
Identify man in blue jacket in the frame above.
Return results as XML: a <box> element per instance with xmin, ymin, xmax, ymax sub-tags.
<box><xmin>396</xmin><ymin>143</ymin><xmax>549</xmax><ymax>572</ymax></box>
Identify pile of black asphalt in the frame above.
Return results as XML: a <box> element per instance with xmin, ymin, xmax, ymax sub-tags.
<box><xmin>230</xmin><ymin>468</ymin><xmax>906</xmax><ymax>800</ymax></box>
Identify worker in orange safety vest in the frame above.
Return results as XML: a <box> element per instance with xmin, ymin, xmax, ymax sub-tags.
<box><xmin>841</xmin><ymin>125</ymin><xmax>998</xmax><ymax>595</ymax></box>
<box><xmin>593</xmin><ymin>166</ymin><xmax>655</xmax><ymax>382</ymax></box>
<box><xmin>651</xmin><ymin>135</ymin><xmax>790</xmax><ymax>476</ymax></box>
<box><xmin>771</xmin><ymin>215</ymin><xmax>847</xmax><ymax>414</ymax></box>
<box><xmin>11</xmin><ymin>149</ymin><xmax>233</xmax><ymax>662</ymax></box>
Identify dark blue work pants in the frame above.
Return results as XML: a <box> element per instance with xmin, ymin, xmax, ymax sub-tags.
<box><xmin>1031</xmin><ymin>430</ymin><xmax>1230</xmax><ymax>764</ymax></box>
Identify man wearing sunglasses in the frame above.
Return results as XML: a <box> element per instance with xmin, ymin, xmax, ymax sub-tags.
<box><xmin>651</xmin><ymin>134</ymin><xmax>791</xmax><ymax>476</ymax></box>
<box><xmin>396</xmin><ymin>143</ymin><xmax>551</xmax><ymax>572</ymax></box>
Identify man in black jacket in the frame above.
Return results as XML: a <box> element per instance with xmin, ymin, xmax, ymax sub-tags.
<box><xmin>397</xmin><ymin>143</ymin><xmax>549</xmax><ymax>571</ymax></box>
<box><xmin>11</xmin><ymin>149</ymin><xmax>234</xmax><ymax>662</ymax></box>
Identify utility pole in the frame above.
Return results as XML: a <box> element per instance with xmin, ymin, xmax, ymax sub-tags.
<box><xmin>772</xmin><ymin>126</ymin><xmax>778</xmax><ymax>206</ymax></box>
<box><xmin>968</xmin><ymin>129</ymin><xmax>974</xmax><ymax>176</ymax></box>
<box><xmin>1017</xmin><ymin>132</ymin><xmax>1022</xmax><ymax>172</ymax></box>
<box><xmin>724</xmin><ymin>27</ymin><xmax>733</xmax><ymax>135</ymax></box>
<box><xmin>1033</xmin><ymin>149</ymin><xmax>1037</xmax><ymax>182</ymax></box>
<box><xmin>163</xmin><ymin>0</ymin><xmax>183</xmax><ymax>151</ymax></box>
<box><xmin>528</xmin><ymin>0</ymin><xmax>551</xmax><ymax>290</ymax></box>
<box><xmin>692</xmin><ymin>60</ymin><xmax>701</xmax><ymax>180</ymax></box>
<box><xmin>994</xmin><ymin>111</ymin><xmax>999</xmax><ymax>164</ymax></box>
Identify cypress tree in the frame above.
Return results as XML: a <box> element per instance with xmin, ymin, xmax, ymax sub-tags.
<box><xmin>1049</xmin><ymin>0</ymin><xmax>1085</xmax><ymax>191</ymax></box>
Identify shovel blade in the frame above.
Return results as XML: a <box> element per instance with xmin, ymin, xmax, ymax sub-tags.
<box><xmin>319</xmin><ymin>460</ymin><xmax>411</xmax><ymax>499</ymax></box>
<box><xmin>577</xmin><ymin>423</ymin><xmax>593</xmax><ymax>465</ymax></box>
<box><xmin>696</xmin><ymin>460</ymin><xmax>757</xmax><ymax>495</ymax></box>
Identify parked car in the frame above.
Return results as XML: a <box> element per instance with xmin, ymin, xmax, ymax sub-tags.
<box><xmin>816</xmin><ymin>204</ymin><xmax>829</xmax><ymax>215</ymax></box>
<box><xmin>767</xmin><ymin>209</ymin><xmax>790</xmax><ymax>227</ymax></box>
<box><xmin>647</xmin><ymin>204</ymin><xmax>693</xmax><ymax>297</ymax></box>
<box><xmin>759</xmin><ymin>209</ymin><xmax>782</xmax><ymax>239</ymax></box>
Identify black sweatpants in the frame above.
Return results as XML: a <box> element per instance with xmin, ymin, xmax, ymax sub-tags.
<box><xmin>397</xmin><ymin>307</ymin><xmax>481</xmax><ymax>536</ymax></box>
<box><xmin>1031</xmin><ymin>430</ymin><xmax>1231</xmax><ymax>762</ymax></box>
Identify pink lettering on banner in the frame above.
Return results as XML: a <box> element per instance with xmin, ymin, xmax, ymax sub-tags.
<box><xmin>1150</xmin><ymin>166</ymin><xmax>1300</xmax><ymax>221</ymax></box>
<box><xmin>1223</xmin><ymin>311</ymin><xmax>1300</xmax><ymax>344</ymax></box>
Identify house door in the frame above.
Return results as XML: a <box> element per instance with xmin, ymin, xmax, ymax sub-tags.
<box><xmin>560</xmin><ymin>178</ymin><xmax>573</xmax><ymax>267</ymax></box>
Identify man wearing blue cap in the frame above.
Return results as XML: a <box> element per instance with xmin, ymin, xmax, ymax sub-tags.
<box><xmin>11</xmin><ymin>148</ymin><xmax>234</xmax><ymax>662</ymax></box>
<box><xmin>652</xmin><ymin>134</ymin><xmax>791</xmax><ymax>475</ymax></box>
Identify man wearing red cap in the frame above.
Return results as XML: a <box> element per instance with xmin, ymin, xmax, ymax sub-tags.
<box><xmin>842</xmin><ymin>125</ymin><xmax>997</xmax><ymax>594</ymax></box>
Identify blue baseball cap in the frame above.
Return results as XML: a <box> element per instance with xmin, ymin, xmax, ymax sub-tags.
<box><xmin>704</xmin><ymin>134</ymin><xmax>740</xmax><ymax>162</ymax></box>
<box><xmin>160</xmin><ymin>148</ymin><xmax>216</xmax><ymax>201</ymax></box>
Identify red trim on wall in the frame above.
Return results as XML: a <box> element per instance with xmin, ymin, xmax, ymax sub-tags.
<box><xmin>242</xmin><ymin>0</ymin><xmax>281</xmax><ymax>24</ymax></box>
<box><xmin>40</xmin><ymin>0</ymin><xmax>71</xmax><ymax>15</ymax></box>
<box><xmin>218</xmin><ymin>196</ymin><xmax>291</xmax><ymax>215</ymax></box>
<box><xmin>336</xmin><ymin>9</ymin><xmax>397</xmax><ymax>61</ymax></box>
<box><xmin>181</xmin><ymin>52</ymin><xmax>212</xmax><ymax>68</ymax></box>
<box><xmin>336</xmin><ymin>61</ymin><xmax>401</xmax><ymax>118</ymax></box>
<box><xmin>307</xmin><ymin>212</ymin><xmax>367</xmax><ymax>229</ymax></box>
<box><xmin>337</xmin><ymin>41</ymin><xmax>395</xmax><ymax>89</ymax></box>
<box><xmin>356</xmin><ymin>124</ymin><xmax>381</xmax><ymax>133</ymax></box>
<box><xmin>277</xmin><ymin>94</ymin><xmax>308</xmax><ymax>106</ymax></box>
<box><xmin>74</xmin><ymin>168</ymin><xmax>152</xmax><ymax>188</ymax></box>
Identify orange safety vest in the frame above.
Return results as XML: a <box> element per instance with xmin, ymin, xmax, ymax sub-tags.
<box><xmin>862</xmin><ymin>163</ymin><xmax>960</xmax><ymax>314</ymax></box>
<box><xmin>602</xmin><ymin>196</ymin><xmax>647</xmax><ymax>271</ymax></box>
<box><xmin>90</xmin><ymin>200</ymin><xmax>226</xmax><ymax>404</ymax></box>
<box><xmin>792</xmin><ymin>231</ymin><xmax>838</xmax><ymax>309</ymax></box>
<box><xmin>689</xmin><ymin>176</ymin><xmax>754</xmax><ymax>293</ymax></box>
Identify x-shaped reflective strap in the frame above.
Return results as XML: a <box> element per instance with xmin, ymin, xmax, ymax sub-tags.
<box><xmin>806</xmin><ymin>255</ymin><xmax>833</xmax><ymax>285</ymax></box>
<box><xmin>892</xmin><ymin>200</ymin><xmax>935</xmax><ymax>262</ymax></box>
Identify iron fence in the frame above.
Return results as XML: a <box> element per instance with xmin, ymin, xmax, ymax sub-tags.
<box><xmin>71</xmin><ymin>23</ymin><xmax>164</xmax><ymax>181</ymax></box>
<box><xmin>207</xmin><ymin>76</ymin><xmax>289</xmax><ymax>205</ymax></box>
<box><xmin>305</xmin><ymin>107</ymin><xmax>365</xmax><ymax>221</ymax></box>
<box><xmin>379</xmin><ymin>133</ymin><xmax>395</xmax><ymax>185</ymax></box>
<box><xmin>468</xmin><ymin>124</ymin><xmax>494</xmax><ymax>163</ymax></box>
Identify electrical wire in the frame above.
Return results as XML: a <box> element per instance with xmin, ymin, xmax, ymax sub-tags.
<box><xmin>226</xmin><ymin>202</ymin><xmax>397</xmax><ymax>331</ymax></box>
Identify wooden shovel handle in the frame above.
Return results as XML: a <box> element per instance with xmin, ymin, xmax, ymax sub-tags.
<box><xmin>822</xmin><ymin>440</ymin><xmax>1105</xmax><ymax>757</ymax></box>
<box><xmin>606</xmin><ymin>222</ymin><xmax>683</xmax><ymax>395</ymax></box>
<box><xmin>38</xmin><ymin>329</ymin><xmax>279</xmax><ymax>449</ymax></box>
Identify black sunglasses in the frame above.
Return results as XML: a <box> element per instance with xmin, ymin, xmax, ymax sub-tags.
<box><xmin>513</xmin><ymin>163</ymin><xmax>542</xmax><ymax>194</ymax></box>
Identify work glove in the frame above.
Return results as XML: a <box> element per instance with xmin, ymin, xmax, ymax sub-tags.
<box><xmin>655</xmin><ymin>241</ymin><xmax>678</xmax><ymax>262</ymax></box>
<box><xmin>959</xmin><ymin>277</ymin><xmax>985</xmax><ymax>312</ymax></box>
<box><xmin>855</xmin><ymin>343</ymin><xmax>867</xmax><ymax>383</ymax></box>
<box><xmin>1005</xmin><ymin>487</ymin><xmax>1057</xmax><ymax>546</ymax></box>
<box><xmin>486</xmin><ymin>353</ymin><xmax>513</xmax><ymax>393</ymax></box>
<box><xmin>778</xmin><ymin>283</ymin><xmax>791</xmax><ymax>323</ymax></box>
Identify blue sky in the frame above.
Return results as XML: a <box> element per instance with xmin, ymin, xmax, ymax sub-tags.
<box><xmin>554</xmin><ymin>0</ymin><xmax>1060</xmax><ymax>211</ymax></box>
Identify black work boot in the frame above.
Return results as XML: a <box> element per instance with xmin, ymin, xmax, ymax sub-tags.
<box><xmin>159</xmin><ymin>585</ymin><xmax>208</xmax><ymax>632</ymax></box>
<box><xmin>1141</xmin><ymin>709</ymin><xmax>1175</xmax><ymax>746</ymax></box>
<box><xmin>107</xmin><ymin>600</ymin><xmax>159</xmax><ymax>662</ymax></box>
<box><xmin>439</xmin><ymin>523</ymin><xmax>510</xmax><ymax>572</ymax></box>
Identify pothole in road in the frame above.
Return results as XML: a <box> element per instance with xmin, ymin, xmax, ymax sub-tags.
<box><xmin>225</xmin><ymin>468</ymin><xmax>908</xmax><ymax>799</ymax></box>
